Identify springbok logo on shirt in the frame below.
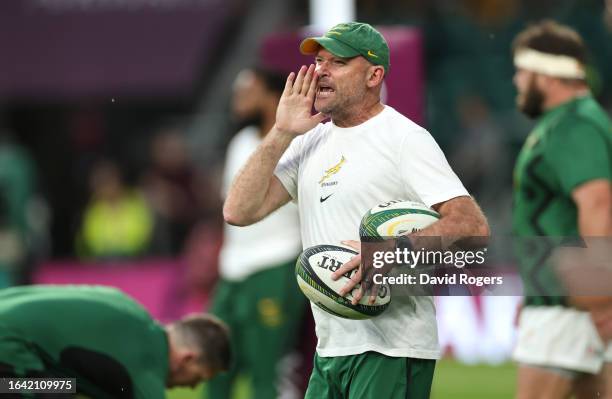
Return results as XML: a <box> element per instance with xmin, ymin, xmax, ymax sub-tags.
<box><xmin>319</xmin><ymin>156</ymin><xmax>346</xmax><ymax>185</ymax></box>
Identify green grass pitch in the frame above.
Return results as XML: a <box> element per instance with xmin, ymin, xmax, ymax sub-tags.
<box><xmin>166</xmin><ymin>359</ymin><xmax>517</xmax><ymax>399</ymax></box>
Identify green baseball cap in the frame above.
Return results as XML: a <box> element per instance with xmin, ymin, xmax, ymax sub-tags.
<box><xmin>300</xmin><ymin>22</ymin><xmax>390</xmax><ymax>74</ymax></box>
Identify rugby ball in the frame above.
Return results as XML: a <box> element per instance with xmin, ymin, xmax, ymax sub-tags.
<box><xmin>295</xmin><ymin>244</ymin><xmax>391</xmax><ymax>319</ymax></box>
<box><xmin>360</xmin><ymin>200</ymin><xmax>440</xmax><ymax>240</ymax></box>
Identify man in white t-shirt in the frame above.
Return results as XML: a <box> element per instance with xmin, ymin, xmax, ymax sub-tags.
<box><xmin>207</xmin><ymin>67</ymin><xmax>305</xmax><ymax>399</ymax></box>
<box><xmin>223</xmin><ymin>22</ymin><xmax>489</xmax><ymax>398</ymax></box>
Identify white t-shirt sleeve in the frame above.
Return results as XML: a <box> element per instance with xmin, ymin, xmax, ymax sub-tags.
<box><xmin>400</xmin><ymin>128</ymin><xmax>469</xmax><ymax>208</ymax></box>
<box><xmin>274</xmin><ymin>135</ymin><xmax>304</xmax><ymax>200</ymax></box>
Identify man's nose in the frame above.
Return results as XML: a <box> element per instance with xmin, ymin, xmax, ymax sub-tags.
<box><xmin>315</xmin><ymin>63</ymin><xmax>328</xmax><ymax>77</ymax></box>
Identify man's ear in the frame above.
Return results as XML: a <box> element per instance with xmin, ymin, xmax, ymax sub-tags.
<box><xmin>184</xmin><ymin>350</ymin><xmax>199</xmax><ymax>363</ymax></box>
<box><xmin>367</xmin><ymin>65</ymin><xmax>385</xmax><ymax>88</ymax></box>
<box><xmin>175</xmin><ymin>348</ymin><xmax>198</xmax><ymax>366</ymax></box>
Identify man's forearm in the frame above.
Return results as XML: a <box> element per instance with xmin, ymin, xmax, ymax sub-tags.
<box><xmin>575</xmin><ymin>179</ymin><xmax>612</xmax><ymax>236</ymax></box>
<box><xmin>410</xmin><ymin>196</ymin><xmax>490</xmax><ymax>250</ymax></box>
<box><xmin>223</xmin><ymin>126</ymin><xmax>293</xmax><ymax>225</ymax></box>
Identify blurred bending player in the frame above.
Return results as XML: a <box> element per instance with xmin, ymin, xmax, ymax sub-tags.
<box><xmin>511</xmin><ymin>20</ymin><xmax>612</xmax><ymax>398</ymax></box>
<box><xmin>206</xmin><ymin>67</ymin><xmax>305</xmax><ymax>399</ymax></box>
<box><xmin>0</xmin><ymin>285</ymin><xmax>231</xmax><ymax>399</ymax></box>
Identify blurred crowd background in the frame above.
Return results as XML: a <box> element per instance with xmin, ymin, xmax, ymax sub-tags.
<box><xmin>1</xmin><ymin>1</ymin><xmax>611</xmax><ymax>395</ymax></box>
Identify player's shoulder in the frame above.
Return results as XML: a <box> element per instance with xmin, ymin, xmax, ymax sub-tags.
<box><xmin>382</xmin><ymin>105</ymin><xmax>430</xmax><ymax>138</ymax></box>
<box><xmin>305</xmin><ymin>120</ymin><xmax>333</xmax><ymax>139</ymax></box>
<box><xmin>574</xmin><ymin>95</ymin><xmax>609</xmax><ymax>118</ymax></box>
<box><xmin>291</xmin><ymin>121</ymin><xmax>333</xmax><ymax>152</ymax></box>
<box><xmin>550</xmin><ymin>118</ymin><xmax>610</xmax><ymax>150</ymax></box>
<box><xmin>553</xmin><ymin>97</ymin><xmax>611</xmax><ymax>134</ymax></box>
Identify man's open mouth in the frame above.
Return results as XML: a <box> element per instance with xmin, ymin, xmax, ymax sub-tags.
<box><xmin>317</xmin><ymin>85</ymin><xmax>335</xmax><ymax>95</ymax></box>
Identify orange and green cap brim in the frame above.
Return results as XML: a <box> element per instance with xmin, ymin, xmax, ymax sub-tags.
<box><xmin>299</xmin><ymin>30</ymin><xmax>389</xmax><ymax>74</ymax></box>
<box><xmin>300</xmin><ymin>36</ymin><xmax>361</xmax><ymax>59</ymax></box>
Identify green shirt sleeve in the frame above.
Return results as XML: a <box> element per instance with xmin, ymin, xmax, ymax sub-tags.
<box><xmin>545</xmin><ymin>119</ymin><xmax>612</xmax><ymax>196</ymax></box>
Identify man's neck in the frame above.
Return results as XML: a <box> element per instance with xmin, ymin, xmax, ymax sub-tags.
<box><xmin>544</xmin><ymin>85</ymin><xmax>590</xmax><ymax>111</ymax></box>
<box><xmin>332</xmin><ymin>101</ymin><xmax>385</xmax><ymax>128</ymax></box>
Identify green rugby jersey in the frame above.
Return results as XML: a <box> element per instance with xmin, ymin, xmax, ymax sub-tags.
<box><xmin>0</xmin><ymin>285</ymin><xmax>169</xmax><ymax>399</ymax></box>
<box><xmin>512</xmin><ymin>95</ymin><xmax>612</xmax><ymax>305</ymax></box>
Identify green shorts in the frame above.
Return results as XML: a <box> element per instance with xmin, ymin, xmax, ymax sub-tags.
<box><xmin>305</xmin><ymin>351</ymin><xmax>435</xmax><ymax>399</ymax></box>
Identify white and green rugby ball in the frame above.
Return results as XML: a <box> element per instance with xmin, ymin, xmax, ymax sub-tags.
<box><xmin>295</xmin><ymin>244</ymin><xmax>391</xmax><ymax>320</ymax></box>
<box><xmin>360</xmin><ymin>200</ymin><xmax>440</xmax><ymax>240</ymax></box>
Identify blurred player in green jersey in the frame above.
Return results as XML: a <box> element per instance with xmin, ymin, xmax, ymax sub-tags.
<box><xmin>511</xmin><ymin>20</ymin><xmax>612</xmax><ymax>398</ymax></box>
<box><xmin>0</xmin><ymin>285</ymin><xmax>231</xmax><ymax>399</ymax></box>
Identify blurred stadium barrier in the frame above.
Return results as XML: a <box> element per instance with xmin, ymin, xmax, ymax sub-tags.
<box><xmin>33</xmin><ymin>259</ymin><xmax>208</xmax><ymax>323</ymax></box>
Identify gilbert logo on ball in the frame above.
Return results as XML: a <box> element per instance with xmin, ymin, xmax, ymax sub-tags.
<box><xmin>295</xmin><ymin>244</ymin><xmax>390</xmax><ymax>320</ymax></box>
